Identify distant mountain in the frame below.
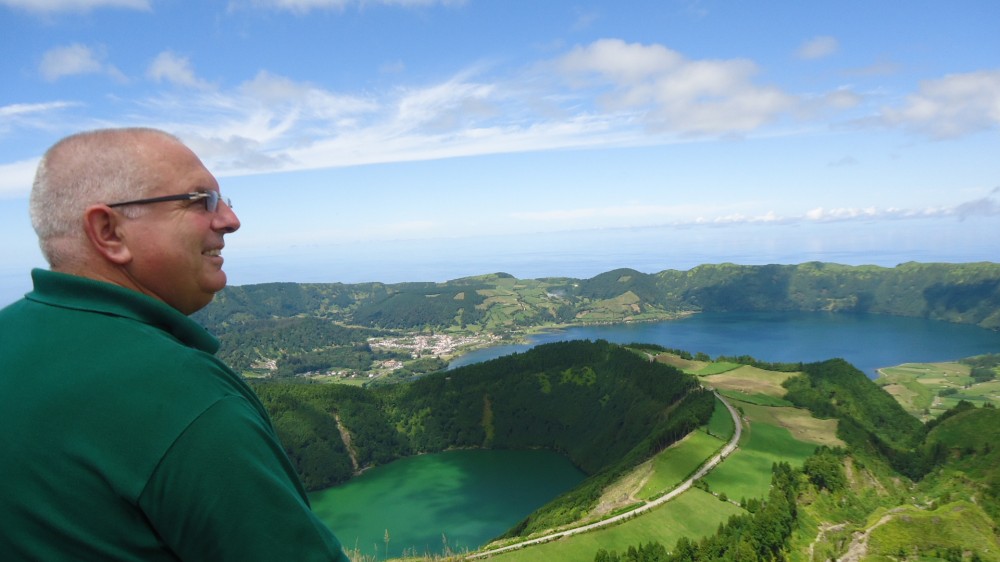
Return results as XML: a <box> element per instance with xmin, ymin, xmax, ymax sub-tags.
<box><xmin>192</xmin><ymin>262</ymin><xmax>1000</xmax><ymax>378</ymax></box>
<box><xmin>198</xmin><ymin>262</ymin><xmax>1000</xmax><ymax>332</ymax></box>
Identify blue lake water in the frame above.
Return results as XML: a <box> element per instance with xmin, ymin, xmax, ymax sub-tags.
<box><xmin>449</xmin><ymin>311</ymin><xmax>1000</xmax><ymax>378</ymax></box>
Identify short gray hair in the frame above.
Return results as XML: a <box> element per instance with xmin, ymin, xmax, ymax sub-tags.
<box><xmin>30</xmin><ymin>128</ymin><xmax>181</xmax><ymax>266</ymax></box>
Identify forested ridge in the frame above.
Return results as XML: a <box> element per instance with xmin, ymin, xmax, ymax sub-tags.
<box><xmin>251</xmin><ymin>339</ymin><xmax>714</xmax><ymax>536</ymax></box>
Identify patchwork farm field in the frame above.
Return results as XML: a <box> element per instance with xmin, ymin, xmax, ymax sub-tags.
<box><xmin>876</xmin><ymin>361</ymin><xmax>1000</xmax><ymax>420</ymax></box>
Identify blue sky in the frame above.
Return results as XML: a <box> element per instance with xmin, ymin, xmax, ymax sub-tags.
<box><xmin>2</xmin><ymin>0</ymin><xmax>999</xmax><ymax>304</ymax></box>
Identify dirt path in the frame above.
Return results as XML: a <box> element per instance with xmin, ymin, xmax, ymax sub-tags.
<box><xmin>807</xmin><ymin>523</ymin><xmax>846</xmax><ymax>561</ymax></box>
<box><xmin>832</xmin><ymin>509</ymin><xmax>901</xmax><ymax>562</ymax></box>
<box><xmin>334</xmin><ymin>413</ymin><xmax>360</xmax><ymax>473</ymax></box>
<box><xmin>466</xmin><ymin>391</ymin><xmax>743</xmax><ymax>559</ymax></box>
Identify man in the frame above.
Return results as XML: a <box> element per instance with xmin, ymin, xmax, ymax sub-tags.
<box><xmin>0</xmin><ymin>128</ymin><xmax>350</xmax><ymax>561</ymax></box>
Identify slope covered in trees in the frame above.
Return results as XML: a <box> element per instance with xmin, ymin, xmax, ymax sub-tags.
<box><xmin>251</xmin><ymin>340</ymin><xmax>713</xmax><ymax>522</ymax></box>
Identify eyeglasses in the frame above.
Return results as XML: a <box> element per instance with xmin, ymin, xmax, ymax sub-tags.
<box><xmin>106</xmin><ymin>191</ymin><xmax>232</xmax><ymax>213</ymax></box>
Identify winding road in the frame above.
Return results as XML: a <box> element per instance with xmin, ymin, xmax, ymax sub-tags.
<box><xmin>467</xmin><ymin>390</ymin><xmax>743</xmax><ymax>559</ymax></box>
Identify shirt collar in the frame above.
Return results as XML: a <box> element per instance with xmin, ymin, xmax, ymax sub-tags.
<box><xmin>26</xmin><ymin>268</ymin><xmax>220</xmax><ymax>354</ymax></box>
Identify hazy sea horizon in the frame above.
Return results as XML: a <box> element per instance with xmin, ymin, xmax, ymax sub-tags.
<box><xmin>3</xmin><ymin>218</ymin><xmax>998</xmax><ymax>307</ymax></box>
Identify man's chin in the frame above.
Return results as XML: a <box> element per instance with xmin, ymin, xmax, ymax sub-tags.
<box><xmin>200</xmin><ymin>272</ymin><xmax>229</xmax><ymax>300</ymax></box>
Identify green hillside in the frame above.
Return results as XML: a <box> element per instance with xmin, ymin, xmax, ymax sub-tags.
<box><xmin>252</xmin><ymin>340</ymin><xmax>716</xmax><ymax>535</ymax></box>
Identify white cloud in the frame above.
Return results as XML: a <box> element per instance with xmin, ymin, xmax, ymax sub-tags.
<box><xmin>805</xmin><ymin>206</ymin><xmax>879</xmax><ymax>221</ymax></box>
<box><xmin>706</xmin><ymin>211</ymin><xmax>784</xmax><ymax>225</ymax></box>
<box><xmin>0</xmin><ymin>101</ymin><xmax>77</xmax><ymax>119</ymax></box>
<box><xmin>393</xmin><ymin>74</ymin><xmax>499</xmax><ymax>133</ymax></box>
<box><xmin>147</xmin><ymin>51</ymin><xmax>213</xmax><ymax>90</ymax></box>
<box><xmin>39</xmin><ymin>44</ymin><xmax>124</xmax><ymax>82</ymax></box>
<box><xmin>48</xmin><ymin>37</ymin><xmax>982</xmax><ymax>182</ymax></box>
<box><xmin>954</xmin><ymin>186</ymin><xmax>1000</xmax><ymax>219</ymax></box>
<box><xmin>507</xmin><ymin>191</ymin><xmax>1000</xmax><ymax>233</ymax></box>
<box><xmin>0</xmin><ymin>101</ymin><xmax>80</xmax><ymax>140</ymax></box>
<box><xmin>239</xmin><ymin>70</ymin><xmax>374</xmax><ymax>118</ymax></box>
<box><xmin>143</xmin><ymin>70</ymin><xmax>380</xmax><ymax>172</ymax></box>
<box><xmin>121</xmin><ymin>41</ymin><xmax>801</xmax><ymax>177</ymax></box>
<box><xmin>557</xmin><ymin>39</ymin><xmax>683</xmax><ymax>85</ymax></box>
<box><xmin>0</xmin><ymin>0</ymin><xmax>149</xmax><ymax>13</ymax></box>
<box><xmin>824</xmin><ymin>89</ymin><xmax>861</xmax><ymax>109</ymax></box>
<box><xmin>881</xmin><ymin>70</ymin><xmax>1000</xmax><ymax>138</ymax></box>
<box><xmin>797</xmin><ymin>36</ymin><xmax>839</xmax><ymax>60</ymax></box>
<box><xmin>553</xmin><ymin>39</ymin><xmax>797</xmax><ymax>135</ymax></box>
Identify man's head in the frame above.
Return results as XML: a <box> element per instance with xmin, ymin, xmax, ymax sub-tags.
<box><xmin>30</xmin><ymin>128</ymin><xmax>241</xmax><ymax>314</ymax></box>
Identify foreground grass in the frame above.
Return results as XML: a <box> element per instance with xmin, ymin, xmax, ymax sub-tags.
<box><xmin>703</xmin><ymin>402</ymin><xmax>827</xmax><ymax>503</ymax></box>
<box><xmin>637</xmin><ymin>430</ymin><xmax>726</xmax><ymax>500</ymax></box>
<box><xmin>483</xmin><ymin>489</ymin><xmax>744</xmax><ymax>562</ymax></box>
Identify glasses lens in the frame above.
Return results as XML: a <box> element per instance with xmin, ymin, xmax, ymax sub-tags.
<box><xmin>205</xmin><ymin>191</ymin><xmax>220</xmax><ymax>212</ymax></box>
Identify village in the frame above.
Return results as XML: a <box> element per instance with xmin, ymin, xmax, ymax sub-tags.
<box><xmin>367</xmin><ymin>332</ymin><xmax>501</xmax><ymax>358</ymax></box>
<box><xmin>321</xmin><ymin>332</ymin><xmax>506</xmax><ymax>381</ymax></box>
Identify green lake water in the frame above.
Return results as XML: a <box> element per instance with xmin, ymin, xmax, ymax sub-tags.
<box><xmin>310</xmin><ymin>449</ymin><xmax>585</xmax><ymax>559</ymax></box>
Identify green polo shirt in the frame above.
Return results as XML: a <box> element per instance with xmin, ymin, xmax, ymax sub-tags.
<box><xmin>0</xmin><ymin>269</ymin><xmax>349</xmax><ymax>561</ymax></box>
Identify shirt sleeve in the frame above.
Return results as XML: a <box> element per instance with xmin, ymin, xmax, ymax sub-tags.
<box><xmin>138</xmin><ymin>395</ymin><xmax>350</xmax><ymax>562</ymax></box>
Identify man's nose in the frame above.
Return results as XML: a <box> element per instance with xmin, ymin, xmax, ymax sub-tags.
<box><xmin>215</xmin><ymin>200</ymin><xmax>240</xmax><ymax>234</ymax></box>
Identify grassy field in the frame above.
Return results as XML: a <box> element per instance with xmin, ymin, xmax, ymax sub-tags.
<box><xmin>692</xmin><ymin>361</ymin><xmax>741</xmax><ymax>375</ymax></box>
<box><xmin>715</xmin><ymin>388</ymin><xmax>792</xmax><ymax>407</ymax></box>
<box><xmin>476</xmin><ymin>378</ymin><xmax>836</xmax><ymax>562</ymax></box>
<box><xmin>594</xmin><ymin>396</ymin><xmax>734</xmax><ymax>512</ymax></box>
<box><xmin>705</xmin><ymin>396</ymin><xmax>735</xmax><ymax>440</ymax></box>
<box><xmin>701</xmin><ymin>365</ymin><xmax>796</xmax><ymax>398</ymax></box>
<box><xmin>875</xmin><ymin>361</ymin><xmax>1000</xmax><ymax>421</ymax></box>
<box><xmin>866</xmin><ymin>501</ymin><xmax>1000</xmax><ymax>560</ymax></box>
<box><xmin>637</xmin><ymin>430</ymin><xmax>726</xmax><ymax>500</ymax></box>
<box><xmin>484</xmin><ymin>488</ymin><xmax>744</xmax><ymax>562</ymax></box>
<box><xmin>591</xmin><ymin>417</ymin><xmax>729</xmax><ymax>519</ymax></box>
<box><xmin>703</xmin><ymin>420</ymin><xmax>818</xmax><ymax>503</ymax></box>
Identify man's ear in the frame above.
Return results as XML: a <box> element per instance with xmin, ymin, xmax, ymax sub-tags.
<box><xmin>83</xmin><ymin>205</ymin><xmax>133</xmax><ymax>265</ymax></box>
